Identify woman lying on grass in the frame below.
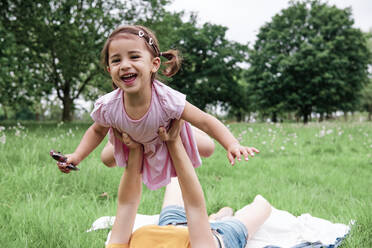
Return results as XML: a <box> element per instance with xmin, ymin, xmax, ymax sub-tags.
<box><xmin>106</xmin><ymin>120</ymin><xmax>272</xmax><ymax>248</ymax></box>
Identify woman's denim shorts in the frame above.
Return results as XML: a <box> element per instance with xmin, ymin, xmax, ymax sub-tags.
<box><xmin>159</xmin><ymin>205</ymin><xmax>248</xmax><ymax>248</ymax></box>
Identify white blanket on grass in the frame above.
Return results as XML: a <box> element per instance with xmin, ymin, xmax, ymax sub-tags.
<box><xmin>87</xmin><ymin>207</ymin><xmax>351</xmax><ymax>248</ymax></box>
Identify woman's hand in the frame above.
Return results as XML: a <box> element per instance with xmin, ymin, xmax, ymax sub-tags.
<box><xmin>112</xmin><ymin>128</ymin><xmax>141</xmax><ymax>149</ymax></box>
<box><xmin>227</xmin><ymin>143</ymin><xmax>260</xmax><ymax>165</ymax></box>
<box><xmin>158</xmin><ymin>119</ymin><xmax>184</xmax><ymax>142</ymax></box>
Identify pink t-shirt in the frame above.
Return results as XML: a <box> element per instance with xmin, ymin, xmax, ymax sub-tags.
<box><xmin>91</xmin><ymin>80</ymin><xmax>201</xmax><ymax>190</ymax></box>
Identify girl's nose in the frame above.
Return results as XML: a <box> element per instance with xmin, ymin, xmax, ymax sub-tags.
<box><xmin>120</xmin><ymin>59</ymin><xmax>130</xmax><ymax>70</ymax></box>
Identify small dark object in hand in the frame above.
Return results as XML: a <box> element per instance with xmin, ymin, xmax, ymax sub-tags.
<box><xmin>50</xmin><ymin>150</ymin><xmax>79</xmax><ymax>171</ymax></box>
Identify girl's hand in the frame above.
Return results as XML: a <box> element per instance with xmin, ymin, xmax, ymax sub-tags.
<box><xmin>227</xmin><ymin>143</ymin><xmax>260</xmax><ymax>165</ymax></box>
<box><xmin>112</xmin><ymin>128</ymin><xmax>141</xmax><ymax>149</ymax></box>
<box><xmin>57</xmin><ymin>153</ymin><xmax>82</xmax><ymax>174</ymax></box>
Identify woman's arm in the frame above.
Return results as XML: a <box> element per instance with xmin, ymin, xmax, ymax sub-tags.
<box><xmin>165</xmin><ymin>135</ymin><xmax>216</xmax><ymax>248</ymax></box>
<box><xmin>108</xmin><ymin>133</ymin><xmax>143</xmax><ymax>245</ymax></box>
<box><xmin>181</xmin><ymin>101</ymin><xmax>259</xmax><ymax>165</ymax></box>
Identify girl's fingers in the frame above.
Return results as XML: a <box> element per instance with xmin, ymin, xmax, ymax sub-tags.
<box><xmin>251</xmin><ymin>147</ymin><xmax>260</xmax><ymax>153</ymax></box>
<box><xmin>234</xmin><ymin>149</ymin><xmax>242</xmax><ymax>161</ymax></box>
<box><xmin>227</xmin><ymin>152</ymin><xmax>235</xmax><ymax>165</ymax></box>
<box><xmin>241</xmin><ymin>147</ymin><xmax>249</xmax><ymax>161</ymax></box>
<box><xmin>57</xmin><ymin>162</ymin><xmax>70</xmax><ymax>173</ymax></box>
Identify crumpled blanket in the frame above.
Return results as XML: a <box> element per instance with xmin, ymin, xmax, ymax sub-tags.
<box><xmin>87</xmin><ymin>207</ymin><xmax>352</xmax><ymax>248</ymax></box>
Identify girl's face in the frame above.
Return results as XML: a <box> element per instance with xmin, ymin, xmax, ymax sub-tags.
<box><xmin>107</xmin><ymin>34</ymin><xmax>160</xmax><ymax>95</ymax></box>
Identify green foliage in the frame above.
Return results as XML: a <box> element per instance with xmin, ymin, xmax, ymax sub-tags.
<box><xmin>143</xmin><ymin>12</ymin><xmax>247</xmax><ymax>111</ymax></box>
<box><xmin>246</xmin><ymin>0</ymin><xmax>371</xmax><ymax>123</ymax></box>
<box><xmin>0</xmin><ymin>0</ymin><xmax>168</xmax><ymax>121</ymax></box>
<box><xmin>361</xmin><ymin>80</ymin><xmax>372</xmax><ymax>120</ymax></box>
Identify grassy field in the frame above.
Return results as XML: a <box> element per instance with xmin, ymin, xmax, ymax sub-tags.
<box><xmin>0</xmin><ymin>121</ymin><xmax>371</xmax><ymax>247</ymax></box>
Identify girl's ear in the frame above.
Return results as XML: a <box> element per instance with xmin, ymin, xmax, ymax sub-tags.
<box><xmin>107</xmin><ymin>67</ymin><xmax>111</xmax><ymax>72</ymax></box>
<box><xmin>151</xmin><ymin>57</ymin><xmax>161</xmax><ymax>73</ymax></box>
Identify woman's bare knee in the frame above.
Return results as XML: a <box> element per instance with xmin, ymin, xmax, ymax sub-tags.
<box><xmin>234</xmin><ymin>195</ymin><xmax>272</xmax><ymax>239</ymax></box>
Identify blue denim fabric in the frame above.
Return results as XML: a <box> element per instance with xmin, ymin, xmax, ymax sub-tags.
<box><xmin>158</xmin><ymin>205</ymin><xmax>187</xmax><ymax>226</ymax></box>
<box><xmin>158</xmin><ymin>205</ymin><xmax>248</xmax><ymax>248</ymax></box>
<box><xmin>210</xmin><ymin>219</ymin><xmax>248</xmax><ymax>248</ymax></box>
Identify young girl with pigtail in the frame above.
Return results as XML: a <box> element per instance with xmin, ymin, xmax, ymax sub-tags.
<box><xmin>57</xmin><ymin>25</ymin><xmax>259</xmax><ymax>190</ymax></box>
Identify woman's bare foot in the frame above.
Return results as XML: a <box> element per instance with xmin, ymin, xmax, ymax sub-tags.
<box><xmin>209</xmin><ymin>207</ymin><xmax>234</xmax><ymax>221</ymax></box>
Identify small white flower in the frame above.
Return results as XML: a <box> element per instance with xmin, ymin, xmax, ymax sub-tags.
<box><xmin>15</xmin><ymin>129</ymin><xmax>21</xmax><ymax>137</ymax></box>
<box><xmin>326</xmin><ymin>129</ymin><xmax>333</xmax><ymax>135</ymax></box>
<box><xmin>248</xmin><ymin>127</ymin><xmax>253</xmax><ymax>132</ymax></box>
<box><xmin>318</xmin><ymin>130</ymin><xmax>325</xmax><ymax>137</ymax></box>
<box><xmin>262</xmin><ymin>141</ymin><xmax>266</xmax><ymax>145</ymax></box>
<box><xmin>280</xmin><ymin>146</ymin><xmax>285</xmax><ymax>150</ymax></box>
<box><xmin>0</xmin><ymin>126</ymin><xmax>5</xmax><ymax>132</ymax></box>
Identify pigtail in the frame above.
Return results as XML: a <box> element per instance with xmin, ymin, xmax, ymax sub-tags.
<box><xmin>161</xmin><ymin>49</ymin><xmax>182</xmax><ymax>77</ymax></box>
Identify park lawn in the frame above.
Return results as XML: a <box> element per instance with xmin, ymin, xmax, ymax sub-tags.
<box><xmin>0</xmin><ymin>121</ymin><xmax>371</xmax><ymax>247</ymax></box>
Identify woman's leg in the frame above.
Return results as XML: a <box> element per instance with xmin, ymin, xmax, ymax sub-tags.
<box><xmin>208</xmin><ymin>207</ymin><xmax>234</xmax><ymax>221</ymax></box>
<box><xmin>233</xmin><ymin>195</ymin><xmax>272</xmax><ymax>240</ymax></box>
<box><xmin>161</xmin><ymin>177</ymin><xmax>184</xmax><ymax>209</ymax></box>
<box><xmin>101</xmin><ymin>141</ymin><xmax>116</xmax><ymax>167</ymax></box>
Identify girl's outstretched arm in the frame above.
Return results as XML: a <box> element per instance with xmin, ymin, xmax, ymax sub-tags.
<box><xmin>58</xmin><ymin>122</ymin><xmax>109</xmax><ymax>173</ymax></box>
<box><xmin>108</xmin><ymin>132</ymin><xmax>143</xmax><ymax>245</ymax></box>
<box><xmin>181</xmin><ymin>101</ymin><xmax>259</xmax><ymax>165</ymax></box>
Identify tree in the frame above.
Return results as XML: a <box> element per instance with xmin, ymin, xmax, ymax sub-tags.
<box><xmin>246</xmin><ymin>0</ymin><xmax>371</xmax><ymax>123</ymax></box>
<box><xmin>143</xmin><ymin>12</ymin><xmax>247</xmax><ymax>112</ymax></box>
<box><xmin>0</xmin><ymin>22</ymin><xmax>45</xmax><ymax>119</ymax></box>
<box><xmin>361</xmin><ymin>80</ymin><xmax>372</xmax><ymax>121</ymax></box>
<box><xmin>0</xmin><ymin>0</ymin><xmax>169</xmax><ymax>121</ymax></box>
<box><xmin>361</xmin><ymin>31</ymin><xmax>372</xmax><ymax>121</ymax></box>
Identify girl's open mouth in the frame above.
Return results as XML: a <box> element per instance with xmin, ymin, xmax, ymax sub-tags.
<box><xmin>121</xmin><ymin>73</ymin><xmax>137</xmax><ymax>85</ymax></box>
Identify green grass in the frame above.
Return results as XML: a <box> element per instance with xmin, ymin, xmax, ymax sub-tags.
<box><xmin>0</xmin><ymin>121</ymin><xmax>371</xmax><ymax>247</ymax></box>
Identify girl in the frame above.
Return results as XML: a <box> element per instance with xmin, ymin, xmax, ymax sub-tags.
<box><xmin>58</xmin><ymin>25</ymin><xmax>259</xmax><ymax>190</ymax></box>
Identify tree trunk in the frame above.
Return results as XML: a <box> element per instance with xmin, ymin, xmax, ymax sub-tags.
<box><xmin>2</xmin><ymin>105</ymin><xmax>8</xmax><ymax>120</ymax></box>
<box><xmin>319</xmin><ymin>112</ymin><xmax>324</xmax><ymax>122</ymax></box>
<box><xmin>271</xmin><ymin>112</ymin><xmax>277</xmax><ymax>123</ymax></box>
<box><xmin>343</xmin><ymin>111</ymin><xmax>348</xmax><ymax>121</ymax></box>
<box><xmin>236</xmin><ymin>111</ymin><xmax>242</xmax><ymax>122</ymax></box>
<box><xmin>303</xmin><ymin>113</ymin><xmax>308</xmax><ymax>124</ymax></box>
<box><xmin>62</xmin><ymin>97</ymin><xmax>73</xmax><ymax>122</ymax></box>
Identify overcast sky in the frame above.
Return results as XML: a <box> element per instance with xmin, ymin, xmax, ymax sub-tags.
<box><xmin>166</xmin><ymin>0</ymin><xmax>372</xmax><ymax>44</ymax></box>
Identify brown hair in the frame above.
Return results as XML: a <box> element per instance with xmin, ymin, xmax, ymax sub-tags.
<box><xmin>101</xmin><ymin>25</ymin><xmax>181</xmax><ymax>88</ymax></box>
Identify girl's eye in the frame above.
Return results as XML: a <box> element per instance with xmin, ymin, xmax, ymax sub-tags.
<box><xmin>131</xmin><ymin>55</ymin><xmax>140</xmax><ymax>59</ymax></box>
<box><xmin>111</xmin><ymin>59</ymin><xmax>120</xmax><ymax>63</ymax></box>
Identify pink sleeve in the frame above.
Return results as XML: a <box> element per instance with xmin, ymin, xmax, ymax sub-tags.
<box><xmin>155</xmin><ymin>81</ymin><xmax>186</xmax><ymax>120</ymax></box>
<box><xmin>90</xmin><ymin>98</ymin><xmax>111</xmax><ymax>127</ymax></box>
